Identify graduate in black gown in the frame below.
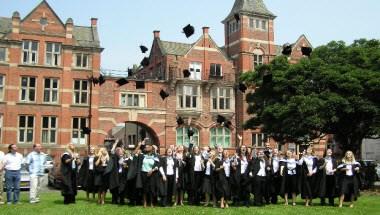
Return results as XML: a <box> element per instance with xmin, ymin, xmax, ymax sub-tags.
<box><xmin>299</xmin><ymin>146</ymin><xmax>318</xmax><ymax>206</ymax></box>
<box><xmin>126</xmin><ymin>146</ymin><xmax>142</xmax><ymax>206</ymax></box>
<box><xmin>280</xmin><ymin>150</ymin><xmax>299</xmax><ymax>206</ymax></box>
<box><xmin>215</xmin><ymin>150</ymin><xmax>231</xmax><ymax>209</ymax></box>
<box><xmin>250</xmin><ymin>150</ymin><xmax>270</xmax><ymax>207</ymax></box>
<box><xmin>268</xmin><ymin>148</ymin><xmax>282</xmax><ymax>204</ymax></box>
<box><xmin>186</xmin><ymin>145</ymin><xmax>204</xmax><ymax>205</ymax></box>
<box><xmin>94</xmin><ymin>147</ymin><xmax>111</xmax><ymax>205</ymax></box>
<box><xmin>60</xmin><ymin>144</ymin><xmax>81</xmax><ymax>205</ymax></box>
<box><xmin>337</xmin><ymin>151</ymin><xmax>361</xmax><ymax>208</ymax></box>
<box><xmin>79</xmin><ymin>146</ymin><xmax>96</xmax><ymax>201</ymax></box>
<box><xmin>201</xmin><ymin>150</ymin><xmax>216</xmax><ymax>207</ymax></box>
<box><xmin>174</xmin><ymin>145</ymin><xmax>186</xmax><ymax>206</ymax></box>
<box><xmin>158</xmin><ymin>148</ymin><xmax>178</xmax><ymax>207</ymax></box>
<box><xmin>318</xmin><ymin>148</ymin><xmax>338</xmax><ymax>206</ymax></box>
<box><xmin>109</xmin><ymin>147</ymin><xmax>128</xmax><ymax>205</ymax></box>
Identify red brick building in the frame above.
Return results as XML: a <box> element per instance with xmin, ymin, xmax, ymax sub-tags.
<box><xmin>0</xmin><ymin>0</ymin><xmax>327</xmax><ymax>158</ymax></box>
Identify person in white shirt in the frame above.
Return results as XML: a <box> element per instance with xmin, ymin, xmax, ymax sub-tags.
<box><xmin>0</xmin><ymin>150</ymin><xmax>5</xmax><ymax>204</ymax></box>
<box><xmin>319</xmin><ymin>148</ymin><xmax>337</xmax><ymax>206</ymax></box>
<box><xmin>280</xmin><ymin>150</ymin><xmax>300</xmax><ymax>206</ymax></box>
<box><xmin>78</xmin><ymin>146</ymin><xmax>97</xmax><ymax>201</ymax></box>
<box><xmin>250</xmin><ymin>150</ymin><xmax>270</xmax><ymax>207</ymax></box>
<box><xmin>3</xmin><ymin>144</ymin><xmax>24</xmax><ymax>204</ymax></box>
<box><xmin>337</xmin><ymin>150</ymin><xmax>361</xmax><ymax>208</ymax></box>
<box><xmin>26</xmin><ymin>144</ymin><xmax>47</xmax><ymax>204</ymax></box>
<box><xmin>215</xmin><ymin>150</ymin><xmax>231</xmax><ymax>209</ymax></box>
<box><xmin>159</xmin><ymin>147</ymin><xmax>178</xmax><ymax>207</ymax></box>
<box><xmin>299</xmin><ymin>146</ymin><xmax>318</xmax><ymax>206</ymax></box>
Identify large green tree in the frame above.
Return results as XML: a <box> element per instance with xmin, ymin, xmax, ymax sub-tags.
<box><xmin>241</xmin><ymin>39</ymin><xmax>380</xmax><ymax>157</ymax></box>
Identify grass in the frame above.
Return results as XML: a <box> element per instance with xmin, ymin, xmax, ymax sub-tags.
<box><xmin>0</xmin><ymin>191</ymin><xmax>379</xmax><ymax>215</ymax></box>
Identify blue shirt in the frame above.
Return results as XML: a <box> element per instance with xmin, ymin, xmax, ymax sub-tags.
<box><xmin>26</xmin><ymin>151</ymin><xmax>47</xmax><ymax>176</ymax></box>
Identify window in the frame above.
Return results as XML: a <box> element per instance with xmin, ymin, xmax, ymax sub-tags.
<box><xmin>0</xmin><ymin>114</ymin><xmax>3</xmax><ymax>144</ymax></box>
<box><xmin>75</xmin><ymin>53</ymin><xmax>89</xmax><ymax>68</ymax></box>
<box><xmin>73</xmin><ymin>80</ymin><xmax>88</xmax><ymax>104</ymax></box>
<box><xmin>254</xmin><ymin>54</ymin><xmax>264</xmax><ymax>66</ymax></box>
<box><xmin>210</xmin><ymin>127</ymin><xmax>231</xmax><ymax>148</ymax></box>
<box><xmin>228</xmin><ymin>20</ymin><xmax>239</xmax><ymax>35</ymax></box>
<box><xmin>189</xmin><ymin>62</ymin><xmax>202</xmax><ymax>80</ymax></box>
<box><xmin>261</xmin><ymin>20</ymin><xmax>267</xmax><ymax>30</ymax></box>
<box><xmin>72</xmin><ymin>117</ymin><xmax>87</xmax><ymax>145</ymax></box>
<box><xmin>128</xmin><ymin>135</ymin><xmax>137</xmax><ymax>146</ymax></box>
<box><xmin>43</xmin><ymin>78</ymin><xmax>59</xmax><ymax>103</ymax></box>
<box><xmin>176</xmin><ymin>127</ymin><xmax>199</xmax><ymax>147</ymax></box>
<box><xmin>0</xmin><ymin>47</ymin><xmax>6</xmax><ymax>62</ymax></box>
<box><xmin>45</xmin><ymin>43</ymin><xmax>61</xmax><ymax>66</ymax></box>
<box><xmin>18</xmin><ymin>115</ymin><xmax>34</xmax><ymax>143</ymax></box>
<box><xmin>0</xmin><ymin>75</ymin><xmax>4</xmax><ymax>101</ymax></box>
<box><xmin>211</xmin><ymin>87</ymin><xmax>232</xmax><ymax>110</ymax></box>
<box><xmin>20</xmin><ymin>77</ymin><xmax>36</xmax><ymax>102</ymax></box>
<box><xmin>42</xmin><ymin>116</ymin><xmax>57</xmax><ymax>144</ymax></box>
<box><xmin>256</xmin><ymin>20</ymin><xmax>260</xmax><ymax>29</ymax></box>
<box><xmin>210</xmin><ymin>64</ymin><xmax>222</xmax><ymax>77</ymax></box>
<box><xmin>252</xmin><ymin>133</ymin><xmax>268</xmax><ymax>147</ymax></box>
<box><xmin>177</xmin><ymin>85</ymin><xmax>200</xmax><ymax>109</ymax></box>
<box><xmin>22</xmin><ymin>41</ymin><xmax>38</xmax><ymax>64</ymax></box>
<box><xmin>120</xmin><ymin>93</ymin><xmax>146</xmax><ymax>107</ymax></box>
<box><xmin>249</xmin><ymin>18</ymin><xmax>254</xmax><ymax>29</ymax></box>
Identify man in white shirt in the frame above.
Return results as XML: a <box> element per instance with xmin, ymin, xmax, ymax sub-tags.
<box><xmin>0</xmin><ymin>150</ymin><xmax>5</xmax><ymax>204</ymax></box>
<box><xmin>26</xmin><ymin>144</ymin><xmax>47</xmax><ymax>204</ymax></box>
<box><xmin>3</xmin><ymin>144</ymin><xmax>24</xmax><ymax>204</ymax></box>
<box><xmin>250</xmin><ymin>150</ymin><xmax>270</xmax><ymax>206</ymax></box>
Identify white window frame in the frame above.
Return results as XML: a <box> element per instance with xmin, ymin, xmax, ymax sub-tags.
<box><xmin>211</xmin><ymin>87</ymin><xmax>233</xmax><ymax>111</ymax></box>
<box><xmin>73</xmin><ymin>80</ymin><xmax>88</xmax><ymax>105</ymax></box>
<box><xmin>0</xmin><ymin>47</ymin><xmax>6</xmax><ymax>62</ymax></box>
<box><xmin>210</xmin><ymin>63</ymin><xmax>222</xmax><ymax>77</ymax></box>
<box><xmin>75</xmin><ymin>53</ymin><xmax>90</xmax><ymax>68</ymax></box>
<box><xmin>189</xmin><ymin>62</ymin><xmax>202</xmax><ymax>80</ymax></box>
<box><xmin>18</xmin><ymin>115</ymin><xmax>34</xmax><ymax>144</ymax></box>
<box><xmin>22</xmin><ymin>41</ymin><xmax>38</xmax><ymax>64</ymax></box>
<box><xmin>20</xmin><ymin>76</ymin><xmax>36</xmax><ymax>103</ymax></box>
<box><xmin>249</xmin><ymin>18</ymin><xmax>255</xmax><ymax>29</ymax></box>
<box><xmin>45</xmin><ymin>42</ymin><xmax>61</xmax><ymax>66</ymax></box>
<box><xmin>0</xmin><ymin>114</ymin><xmax>3</xmax><ymax>144</ymax></box>
<box><xmin>252</xmin><ymin>133</ymin><xmax>268</xmax><ymax>148</ymax></box>
<box><xmin>177</xmin><ymin>85</ymin><xmax>201</xmax><ymax>110</ymax></box>
<box><xmin>120</xmin><ymin>93</ymin><xmax>146</xmax><ymax>107</ymax></box>
<box><xmin>43</xmin><ymin>78</ymin><xmax>59</xmax><ymax>104</ymax></box>
<box><xmin>72</xmin><ymin>117</ymin><xmax>87</xmax><ymax>145</ymax></box>
<box><xmin>41</xmin><ymin>116</ymin><xmax>57</xmax><ymax>144</ymax></box>
<box><xmin>176</xmin><ymin>127</ymin><xmax>199</xmax><ymax>147</ymax></box>
<box><xmin>210</xmin><ymin>127</ymin><xmax>231</xmax><ymax>148</ymax></box>
<box><xmin>0</xmin><ymin>75</ymin><xmax>4</xmax><ymax>101</ymax></box>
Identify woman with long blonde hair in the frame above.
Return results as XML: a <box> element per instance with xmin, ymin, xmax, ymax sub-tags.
<box><xmin>94</xmin><ymin>147</ymin><xmax>110</xmax><ymax>205</ymax></box>
<box><xmin>60</xmin><ymin>144</ymin><xmax>81</xmax><ymax>204</ymax></box>
<box><xmin>337</xmin><ymin>151</ymin><xmax>361</xmax><ymax>208</ymax></box>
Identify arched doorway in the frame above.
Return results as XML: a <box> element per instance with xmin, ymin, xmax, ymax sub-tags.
<box><xmin>106</xmin><ymin>121</ymin><xmax>160</xmax><ymax>149</ymax></box>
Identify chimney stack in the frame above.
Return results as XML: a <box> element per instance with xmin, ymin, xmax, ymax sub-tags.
<box><xmin>12</xmin><ymin>11</ymin><xmax>20</xmax><ymax>34</ymax></box>
<box><xmin>91</xmin><ymin>18</ymin><xmax>98</xmax><ymax>27</ymax></box>
<box><xmin>153</xmin><ymin>30</ymin><xmax>160</xmax><ymax>39</ymax></box>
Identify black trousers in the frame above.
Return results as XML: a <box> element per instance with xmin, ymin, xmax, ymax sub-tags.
<box><xmin>63</xmin><ymin>195</ymin><xmax>76</xmax><ymax>204</ymax></box>
<box><xmin>321</xmin><ymin>175</ymin><xmax>335</xmax><ymax>206</ymax></box>
<box><xmin>190</xmin><ymin>171</ymin><xmax>203</xmax><ymax>205</ymax></box>
<box><xmin>161</xmin><ymin>175</ymin><xmax>175</xmax><ymax>206</ymax></box>
<box><xmin>111</xmin><ymin>187</ymin><xmax>124</xmax><ymax>204</ymax></box>
<box><xmin>271</xmin><ymin>175</ymin><xmax>281</xmax><ymax>204</ymax></box>
<box><xmin>253</xmin><ymin>176</ymin><xmax>267</xmax><ymax>206</ymax></box>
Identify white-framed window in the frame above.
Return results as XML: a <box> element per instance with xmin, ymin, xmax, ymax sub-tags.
<box><xmin>75</xmin><ymin>53</ymin><xmax>90</xmax><ymax>68</ymax></box>
<box><xmin>189</xmin><ymin>62</ymin><xmax>202</xmax><ymax>80</ymax></box>
<box><xmin>120</xmin><ymin>93</ymin><xmax>146</xmax><ymax>107</ymax></box>
<box><xmin>18</xmin><ymin>115</ymin><xmax>34</xmax><ymax>144</ymax></box>
<box><xmin>261</xmin><ymin>20</ymin><xmax>267</xmax><ymax>30</ymax></box>
<box><xmin>43</xmin><ymin>78</ymin><xmax>59</xmax><ymax>103</ymax></box>
<box><xmin>20</xmin><ymin>76</ymin><xmax>36</xmax><ymax>102</ymax></box>
<box><xmin>176</xmin><ymin>127</ymin><xmax>199</xmax><ymax>147</ymax></box>
<box><xmin>228</xmin><ymin>20</ymin><xmax>239</xmax><ymax>35</ymax></box>
<box><xmin>0</xmin><ymin>47</ymin><xmax>6</xmax><ymax>62</ymax></box>
<box><xmin>211</xmin><ymin>87</ymin><xmax>232</xmax><ymax>110</ymax></box>
<box><xmin>177</xmin><ymin>85</ymin><xmax>200</xmax><ymax>109</ymax></box>
<box><xmin>0</xmin><ymin>114</ymin><xmax>3</xmax><ymax>144</ymax></box>
<box><xmin>22</xmin><ymin>41</ymin><xmax>38</xmax><ymax>64</ymax></box>
<box><xmin>128</xmin><ymin>134</ymin><xmax>137</xmax><ymax>146</ymax></box>
<box><xmin>249</xmin><ymin>18</ymin><xmax>255</xmax><ymax>29</ymax></box>
<box><xmin>0</xmin><ymin>75</ymin><xmax>4</xmax><ymax>101</ymax></box>
<box><xmin>45</xmin><ymin>43</ymin><xmax>61</xmax><ymax>66</ymax></box>
<box><xmin>210</xmin><ymin>63</ymin><xmax>222</xmax><ymax>77</ymax></box>
<box><xmin>252</xmin><ymin>133</ymin><xmax>268</xmax><ymax>147</ymax></box>
<box><xmin>251</xmin><ymin>19</ymin><xmax>268</xmax><ymax>31</ymax></box>
<box><xmin>210</xmin><ymin>127</ymin><xmax>231</xmax><ymax>148</ymax></box>
<box><xmin>254</xmin><ymin>54</ymin><xmax>263</xmax><ymax>66</ymax></box>
<box><xmin>42</xmin><ymin>116</ymin><xmax>57</xmax><ymax>144</ymax></box>
<box><xmin>73</xmin><ymin>80</ymin><xmax>88</xmax><ymax>105</ymax></box>
<box><xmin>72</xmin><ymin>117</ymin><xmax>87</xmax><ymax>145</ymax></box>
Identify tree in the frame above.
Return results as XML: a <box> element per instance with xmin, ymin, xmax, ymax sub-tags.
<box><xmin>241</xmin><ymin>39</ymin><xmax>380</xmax><ymax>157</ymax></box>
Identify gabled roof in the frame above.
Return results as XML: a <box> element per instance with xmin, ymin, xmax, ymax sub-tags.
<box><xmin>22</xmin><ymin>0</ymin><xmax>65</xmax><ymax>27</ymax></box>
<box><xmin>73</xmin><ymin>26</ymin><xmax>100</xmax><ymax>48</ymax></box>
<box><xmin>223</xmin><ymin>0</ymin><xmax>276</xmax><ymax>22</ymax></box>
<box><xmin>157</xmin><ymin>40</ymin><xmax>193</xmax><ymax>56</ymax></box>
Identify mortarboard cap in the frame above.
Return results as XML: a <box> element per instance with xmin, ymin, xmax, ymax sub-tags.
<box><xmin>238</xmin><ymin>83</ymin><xmax>247</xmax><ymax>93</ymax></box>
<box><xmin>141</xmin><ymin>57</ymin><xmax>150</xmax><ymax>67</ymax></box>
<box><xmin>183</xmin><ymin>24</ymin><xmax>195</xmax><ymax>38</ymax></box>
<box><xmin>160</xmin><ymin>89</ymin><xmax>169</xmax><ymax>100</ymax></box>
<box><xmin>140</xmin><ymin>45</ymin><xmax>148</xmax><ymax>53</ymax></box>
<box><xmin>176</xmin><ymin>116</ymin><xmax>184</xmax><ymax>125</ymax></box>
<box><xmin>127</xmin><ymin>68</ymin><xmax>133</xmax><ymax>77</ymax></box>
<box><xmin>301</xmin><ymin>47</ymin><xmax>312</xmax><ymax>57</ymax></box>
<box><xmin>234</xmin><ymin>13</ymin><xmax>240</xmax><ymax>22</ymax></box>
<box><xmin>183</xmin><ymin>69</ymin><xmax>191</xmax><ymax>78</ymax></box>
<box><xmin>187</xmin><ymin>128</ymin><xmax>194</xmax><ymax>137</ymax></box>
<box><xmin>224</xmin><ymin>121</ymin><xmax>232</xmax><ymax>129</ymax></box>
<box><xmin>217</xmin><ymin>115</ymin><xmax>226</xmax><ymax>124</ymax></box>
<box><xmin>136</xmin><ymin>80</ymin><xmax>145</xmax><ymax>89</ymax></box>
<box><xmin>116</xmin><ymin>78</ymin><xmax>129</xmax><ymax>86</ymax></box>
<box><xmin>98</xmin><ymin>75</ymin><xmax>106</xmax><ymax>86</ymax></box>
<box><xmin>282</xmin><ymin>43</ymin><xmax>292</xmax><ymax>56</ymax></box>
<box><xmin>82</xmin><ymin>127</ymin><xmax>91</xmax><ymax>135</ymax></box>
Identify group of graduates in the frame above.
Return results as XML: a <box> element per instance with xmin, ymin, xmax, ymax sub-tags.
<box><xmin>60</xmin><ymin>138</ymin><xmax>362</xmax><ymax>208</ymax></box>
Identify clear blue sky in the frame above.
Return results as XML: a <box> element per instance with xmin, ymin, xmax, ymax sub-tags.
<box><xmin>1</xmin><ymin>0</ymin><xmax>379</xmax><ymax>70</ymax></box>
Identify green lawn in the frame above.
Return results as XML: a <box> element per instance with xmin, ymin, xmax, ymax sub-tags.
<box><xmin>0</xmin><ymin>191</ymin><xmax>379</xmax><ymax>215</ymax></box>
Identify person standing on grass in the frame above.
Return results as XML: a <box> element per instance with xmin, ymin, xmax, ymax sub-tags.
<box><xmin>61</xmin><ymin>144</ymin><xmax>81</xmax><ymax>205</ymax></box>
<box><xmin>3</xmin><ymin>144</ymin><xmax>24</xmax><ymax>204</ymax></box>
<box><xmin>318</xmin><ymin>148</ymin><xmax>338</xmax><ymax>206</ymax></box>
<box><xmin>0</xmin><ymin>149</ymin><xmax>5</xmax><ymax>205</ymax></box>
<box><xmin>78</xmin><ymin>146</ymin><xmax>97</xmax><ymax>201</ymax></box>
<box><xmin>299</xmin><ymin>146</ymin><xmax>318</xmax><ymax>206</ymax></box>
<box><xmin>280</xmin><ymin>150</ymin><xmax>299</xmax><ymax>206</ymax></box>
<box><xmin>215</xmin><ymin>150</ymin><xmax>231</xmax><ymax>209</ymax></box>
<box><xmin>26</xmin><ymin>144</ymin><xmax>47</xmax><ymax>204</ymax></box>
<box><xmin>337</xmin><ymin>151</ymin><xmax>361</xmax><ymax>208</ymax></box>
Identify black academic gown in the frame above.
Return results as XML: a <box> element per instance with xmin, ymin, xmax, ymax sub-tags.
<box><xmin>215</xmin><ymin>158</ymin><xmax>231</xmax><ymax>200</ymax></box>
<box><xmin>78</xmin><ymin>156</ymin><xmax>96</xmax><ymax>193</ymax></box>
<box><xmin>158</xmin><ymin>156</ymin><xmax>178</xmax><ymax>197</ymax></box>
<box><xmin>299</xmin><ymin>156</ymin><xmax>318</xmax><ymax>199</ymax></box>
<box><xmin>60</xmin><ymin>153</ymin><xmax>78</xmax><ymax>198</ymax></box>
<box><xmin>337</xmin><ymin>162</ymin><xmax>361</xmax><ymax>201</ymax></box>
<box><xmin>318</xmin><ymin>157</ymin><xmax>338</xmax><ymax>198</ymax></box>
